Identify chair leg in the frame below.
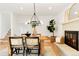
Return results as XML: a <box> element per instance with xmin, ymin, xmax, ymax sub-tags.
<box><xmin>11</xmin><ymin>48</ymin><xmax>13</xmax><ymax>56</ymax></box>
<box><xmin>26</xmin><ymin>50</ymin><xmax>27</xmax><ymax>56</ymax></box>
<box><xmin>38</xmin><ymin>49</ymin><xmax>40</xmax><ymax>56</ymax></box>
<box><xmin>23</xmin><ymin>48</ymin><xmax>25</xmax><ymax>56</ymax></box>
<box><xmin>26</xmin><ymin>48</ymin><xmax>29</xmax><ymax>55</ymax></box>
<box><xmin>17</xmin><ymin>49</ymin><xmax>19</xmax><ymax>54</ymax></box>
<box><xmin>15</xmin><ymin>48</ymin><xmax>18</xmax><ymax>55</ymax></box>
<box><xmin>28</xmin><ymin>49</ymin><xmax>31</xmax><ymax>55</ymax></box>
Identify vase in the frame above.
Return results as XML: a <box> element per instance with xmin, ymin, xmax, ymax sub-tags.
<box><xmin>32</xmin><ymin>27</ymin><xmax>37</xmax><ymax>36</ymax></box>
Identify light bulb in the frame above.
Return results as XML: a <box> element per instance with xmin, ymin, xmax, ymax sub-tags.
<box><xmin>74</xmin><ymin>11</ymin><xmax>78</xmax><ymax>15</ymax></box>
<box><xmin>20</xmin><ymin>7</ymin><xmax>23</xmax><ymax>11</ymax></box>
<box><xmin>48</xmin><ymin>7</ymin><xmax>52</xmax><ymax>10</ymax></box>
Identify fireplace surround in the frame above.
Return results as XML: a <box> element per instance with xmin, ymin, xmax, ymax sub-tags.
<box><xmin>65</xmin><ymin>31</ymin><xmax>79</xmax><ymax>51</ymax></box>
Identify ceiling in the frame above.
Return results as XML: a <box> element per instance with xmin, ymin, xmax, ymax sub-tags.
<box><xmin>0</xmin><ymin>3</ymin><xmax>71</xmax><ymax>16</ymax></box>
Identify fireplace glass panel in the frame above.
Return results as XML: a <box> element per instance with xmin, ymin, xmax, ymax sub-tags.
<box><xmin>65</xmin><ymin>31</ymin><xmax>79</xmax><ymax>50</ymax></box>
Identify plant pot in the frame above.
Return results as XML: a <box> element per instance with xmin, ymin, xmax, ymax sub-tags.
<box><xmin>50</xmin><ymin>36</ymin><xmax>56</xmax><ymax>42</ymax></box>
<box><xmin>32</xmin><ymin>27</ymin><xmax>37</xmax><ymax>36</ymax></box>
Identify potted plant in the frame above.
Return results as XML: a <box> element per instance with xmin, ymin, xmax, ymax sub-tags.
<box><xmin>47</xmin><ymin>19</ymin><xmax>56</xmax><ymax>36</ymax></box>
<box><xmin>47</xmin><ymin>19</ymin><xmax>56</xmax><ymax>42</ymax></box>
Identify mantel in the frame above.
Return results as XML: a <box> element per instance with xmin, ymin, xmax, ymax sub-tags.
<box><xmin>62</xmin><ymin>18</ymin><xmax>79</xmax><ymax>25</ymax></box>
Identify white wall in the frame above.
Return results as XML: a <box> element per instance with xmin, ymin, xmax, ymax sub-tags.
<box><xmin>0</xmin><ymin>11</ymin><xmax>67</xmax><ymax>38</ymax></box>
<box><xmin>54</xmin><ymin>10</ymin><xmax>65</xmax><ymax>37</ymax></box>
<box><xmin>0</xmin><ymin>12</ymin><xmax>11</xmax><ymax>39</ymax></box>
<box><xmin>12</xmin><ymin>15</ymin><xmax>57</xmax><ymax>36</ymax></box>
<box><xmin>63</xmin><ymin>18</ymin><xmax>79</xmax><ymax>31</ymax></box>
<box><xmin>11</xmin><ymin>11</ymin><xmax>67</xmax><ymax>37</ymax></box>
<box><xmin>0</xmin><ymin>7</ymin><xmax>70</xmax><ymax>38</ymax></box>
<box><xmin>10</xmin><ymin>13</ymin><xmax>17</xmax><ymax>36</ymax></box>
<box><xmin>62</xmin><ymin>4</ymin><xmax>79</xmax><ymax>35</ymax></box>
<box><xmin>0</xmin><ymin>14</ymin><xmax>1</xmax><ymax>38</ymax></box>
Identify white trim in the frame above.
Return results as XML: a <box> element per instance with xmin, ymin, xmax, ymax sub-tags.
<box><xmin>63</xmin><ymin>18</ymin><xmax>79</xmax><ymax>25</ymax></box>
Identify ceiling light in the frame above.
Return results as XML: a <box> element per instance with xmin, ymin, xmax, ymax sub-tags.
<box><xmin>20</xmin><ymin>7</ymin><xmax>23</xmax><ymax>10</ymax></box>
<box><xmin>74</xmin><ymin>11</ymin><xmax>78</xmax><ymax>14</ymax></box>
<box><xmin>25</xmin><ymin>20</ymin><xmax>31</xmax><ymax>25</ymax></box>
<box><xmin>25</xmin><ymin>3</ymin><xmax>43</xmax><ymax>25</ymax></box>
<box><xmin>48</xmin><ymin>7</ymin><xmax>52</xmax><ymax>10</ymax></box>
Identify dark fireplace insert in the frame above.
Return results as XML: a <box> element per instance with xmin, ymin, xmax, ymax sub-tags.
<box><xmin>65</xmin><ymin>31</ymin><xmax>79</xmax><ymax>51</ymax></box>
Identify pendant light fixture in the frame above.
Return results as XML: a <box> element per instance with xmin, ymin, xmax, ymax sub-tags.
<box><xmin>25</xmin><ymin>3</ymin><xmax>43</xmax><ymax>27</ymax></box>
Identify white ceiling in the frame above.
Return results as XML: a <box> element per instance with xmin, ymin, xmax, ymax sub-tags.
<box><xmin>0</xmin><ymin>3</ymin><xmax>71</xmax><ymax>16</ymax></box>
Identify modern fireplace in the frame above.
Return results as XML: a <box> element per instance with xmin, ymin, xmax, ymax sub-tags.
<box><xmin>65</xmin><ymin>31</ymin><xmax>79</xmax><ymax>51</ymax></box>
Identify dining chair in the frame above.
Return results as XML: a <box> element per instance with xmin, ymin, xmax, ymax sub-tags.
<box><xmin>25</xmin><ymin>37</ymin><xmax>40</xmax><ymax>56</ymax></box>
<box><xmin>9</xmin><ymin>37</ymin><xmax>25</xmax><ymax>56</ymax></box>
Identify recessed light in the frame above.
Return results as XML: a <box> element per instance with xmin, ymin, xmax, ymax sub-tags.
<box><xmin>74</xmin><ymin>11</ymin><xmax>78</xmax><ymax>14</ymax></box>
<box><xmin>20</xmin><ymin>7</ymin><xmax>23</xmax><ymax>10</ymax></box>
<box><xmin>48</xmin><ymin>7</ymin><xmax>52</xmax><ymax>10</ymax></box>
<box><xmin>25</xmin><ymin>22</ymin><xmax>27</xmax><ymax>25</ymax></box>
<box><xmin>25</xmin><ymin>20</ymin><xmax>30</xmax><ymax>25</ymax></box>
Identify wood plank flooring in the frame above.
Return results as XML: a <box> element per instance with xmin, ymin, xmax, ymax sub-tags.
<box><xmin>0</xmin><ymin>39</ymin><xmax>9</xmax><ymax>50</ymax></box>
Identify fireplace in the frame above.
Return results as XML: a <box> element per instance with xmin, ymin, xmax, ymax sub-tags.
<box><xmin>65</xmin><ymin>31</ymin><xmax>79</xmax><ymax>51</ymax></box>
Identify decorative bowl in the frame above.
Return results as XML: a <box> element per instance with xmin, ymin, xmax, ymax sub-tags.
<box><xmin>25</xmin><ymin>33</ymin><xmax>31</xmax><ymax>37</ymax></box>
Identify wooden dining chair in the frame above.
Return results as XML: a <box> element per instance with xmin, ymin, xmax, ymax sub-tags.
<box><xmin>25</xmin><ymin>37</ymin><xmax>40</xmax><ymax>56</ymax></box>
<box><xmin>9</xmin><ymin>37</ymin><xmax>25</xmax><ymax>56</ymax></box>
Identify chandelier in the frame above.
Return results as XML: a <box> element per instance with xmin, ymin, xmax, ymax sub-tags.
<box><xmin>25</xmin><ymin>3</ymin><xmax>43</xmax><ymax>27</ymax></box>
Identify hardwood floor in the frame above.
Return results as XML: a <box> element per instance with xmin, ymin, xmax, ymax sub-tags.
<box><xmin>51</xmin><ymin>43</ymin><xmax>63</xmax><ymax>56</ymax></box>
<box><xmin>0</xmin><ymin>39</ymin><xmax>9</xmax><ymax>50</ymax></box>
<box><xmin>40</xmin><ymin>41</ymin><xmax>62</xmax><ymax>56</ymax></box>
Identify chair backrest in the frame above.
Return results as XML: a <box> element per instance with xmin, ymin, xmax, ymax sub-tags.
<box><xmin>25</xmin><ymin>37</ymin><xmax>39</xmax><ymax>46</ymax></box>
<box><xmin>9</xmin><ymin>37</ymin><xmax>23</xmax><ymax>46</ymax></box>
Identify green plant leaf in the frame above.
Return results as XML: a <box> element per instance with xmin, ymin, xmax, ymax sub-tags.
<box><xmin>47</xmin><ymin>19</ymin><xmax>56</xmax><ymax>33</ymax></box>
<box><xmin>30</xmin><ymin>21</ymin><xmax>39</xmax><ymax>28</ymax></box>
